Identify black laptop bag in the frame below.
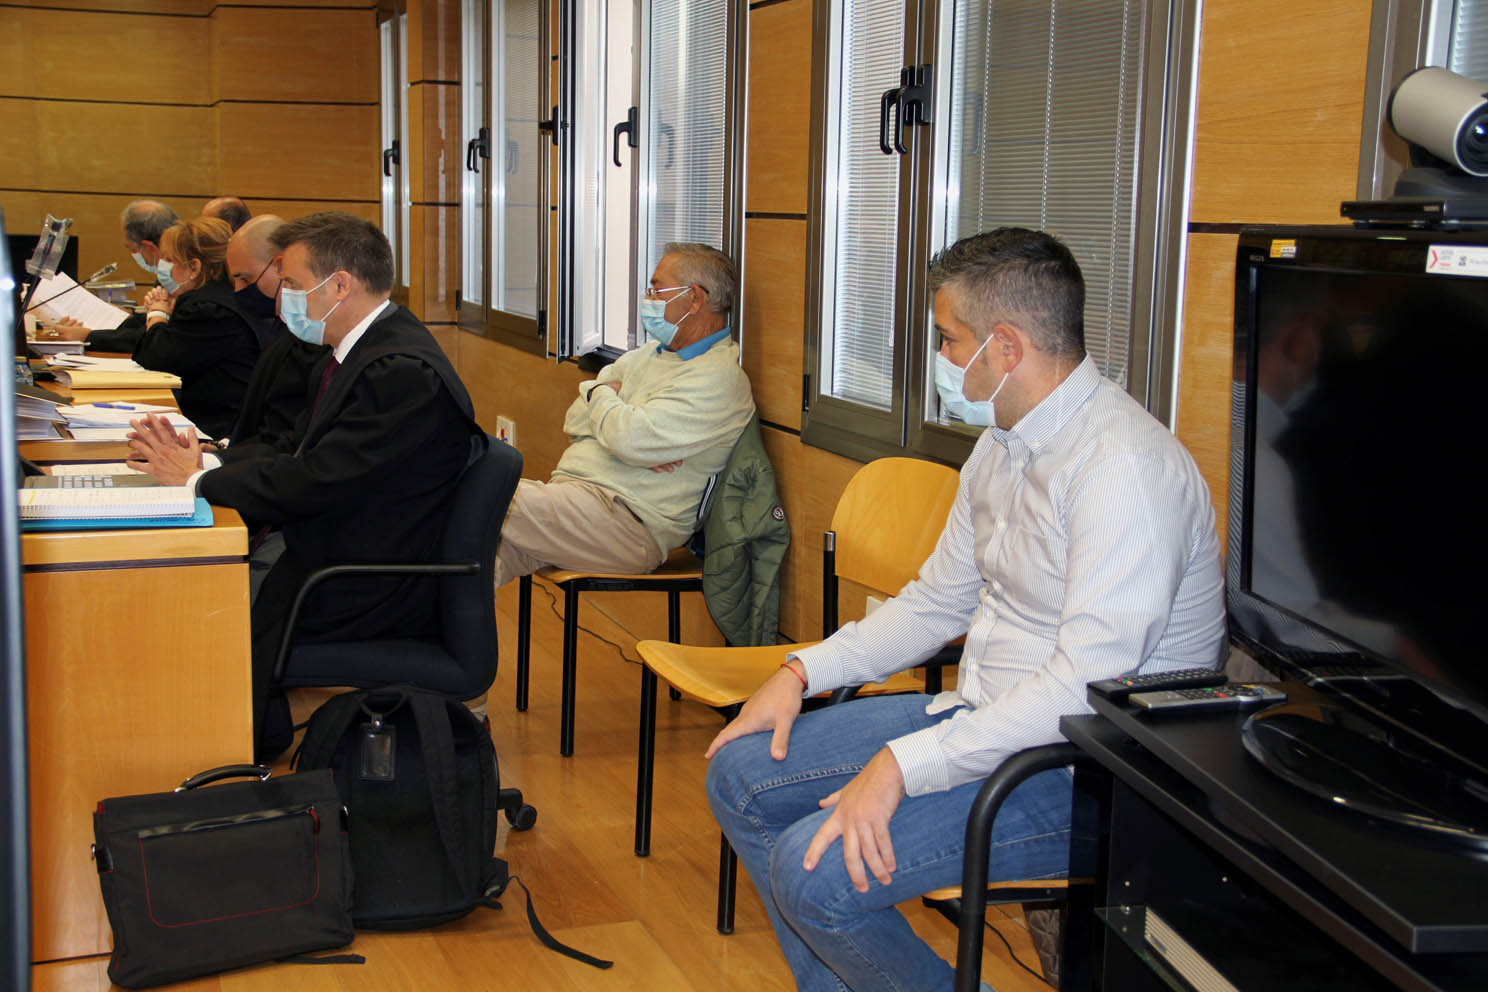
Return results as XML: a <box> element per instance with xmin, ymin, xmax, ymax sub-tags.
<box><xmin>92</xmin><ymin>765</ymin><xmax>356</xmax><ymax>989</ymax></box>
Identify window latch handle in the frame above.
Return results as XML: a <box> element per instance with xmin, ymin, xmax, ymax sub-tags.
<box><xmin>613</xmin><ymin>105</ymin><xmax>639</xmax><ymax>167</ymax></box>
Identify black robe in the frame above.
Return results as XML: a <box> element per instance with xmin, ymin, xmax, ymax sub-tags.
<box><xmin>201</xmin><ymin>303</ymin><xmax>483</xmax><ymax>662</ymax></box>
<box><xmin>227</xmin><ymin>318</ymin><xmax>329</xmax><ymax>449</ymax></box>
<box><xmin>85</xmin><ymin>311</ymin><xmax>145</xmax><ymax>353</ymax></box>
<box><xmin>132</xmin><ymin>279</ymin><xmax>260</xmax><ymax>440</ymax></box>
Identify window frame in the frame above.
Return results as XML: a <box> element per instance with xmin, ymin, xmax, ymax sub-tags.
<box><xmin>800</xmin><ymin>0</ymin><xmax>1201</xmax><ymax>467</ymax></box>
<box><xmin>379</xmin><ymin>6</ymin><xmax>411</xmax><ymax>309</ymax></box>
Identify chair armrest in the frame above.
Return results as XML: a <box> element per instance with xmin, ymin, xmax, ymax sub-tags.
<box><xmin>954</xmin><ymin>742</ymin><xmax>1098</xmax><ymax>992</ymax></box>
<box><xmin>271</xmin><ymin>560</ymin><xmax>479</xmax><ymax>683</ymax></box>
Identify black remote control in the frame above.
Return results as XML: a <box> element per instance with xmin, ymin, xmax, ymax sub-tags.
<box><xmin>1130</xmin><ymin>683</ymin><xmax>1288</xmax><ymax>712</ymax></box>
<box><xmin>1088</xmin><ymin>667</ymin><xmax>1227</xmax><ymax>702</ymax></box>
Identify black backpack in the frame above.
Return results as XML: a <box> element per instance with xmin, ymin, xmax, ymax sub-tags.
<box><xmin>293</xmin><ymin>686</ymin><xmax>609</xmax><ymax>967</ymax></box>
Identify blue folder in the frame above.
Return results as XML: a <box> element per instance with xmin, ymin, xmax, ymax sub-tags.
<box><xmin>20</xmin><ymin>498</ymin><xmax>214</xmax><ymax>532</ymax></box>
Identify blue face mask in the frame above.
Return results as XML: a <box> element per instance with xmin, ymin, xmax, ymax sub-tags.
<box><xmin>131</xmin><ymin>250</ymin><xmax>153</xmax><ymax>276</ymax></box>
<box><xmin>639</xmin><ymin>286</ymin><xmax>692</xmax><ymax>348</ymax></box>
<box><xmin>155</xmin><ymin>258</ymin><xmax>181</xmax><ymax>295</ymax></box>
<box><xmin>278</xmin><ymin>272</ymin><xmax>341</xmax><ymax>346</ymax></box>
<box><xmin>933</xmin><ymin>337</ymin><xmax>1011</xmax><ymax>428</ymax></box>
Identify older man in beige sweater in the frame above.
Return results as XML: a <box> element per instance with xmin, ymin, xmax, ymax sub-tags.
<box><xmin>492</xmin><ymin>243</ymin><xmax>756</xmax><ymax>588</ymax></box>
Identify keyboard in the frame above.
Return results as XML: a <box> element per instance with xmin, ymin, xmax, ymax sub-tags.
<box><xmin>22</xmin><ymin>473</ymin><xmax>159</xmax><ymax>490</ymax></box>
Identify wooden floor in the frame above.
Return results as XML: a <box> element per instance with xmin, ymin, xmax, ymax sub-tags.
<box><xmin>33</xmin><ymin>579</ymin><xmax>1054</xmax><ymax>992</ymax></box>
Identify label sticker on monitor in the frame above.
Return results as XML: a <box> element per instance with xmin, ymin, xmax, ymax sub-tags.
<box><xmin>1269</xmin><ymin>239</ymin><xmax>1297</xmax><ymax>259</ymax></box>
<box><xmin>1426</xmin><ymin>244</ymin><xmax>1488</xmax><ymax>277</ymax></box>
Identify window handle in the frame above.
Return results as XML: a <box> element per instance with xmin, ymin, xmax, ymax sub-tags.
<box><xmin>382</xmin><ymin>140</ymin><xmax>400</xmax><ymax>177</ymax></box>
<box><xmin>466</xmin><ymin>126</ymin><xmax>490</xmax><ymax>173</ymax></box>
<box><xmin>612</xmin><ymin>105</ymin><xmax>638</xmax><ymax>167</ymax></box>
<box><xmin>879</xmin><ymin>84</ymin><xmax>904</xmax><ymax>155</ymax></box>
<box><xmin>900</xmin><ymin>63</ymin><xmax>934</xmax><ymax>128</ymax></box>
<box><xmin>507</xmin><ymin>135</ymin><xmax>519</xmax><ymax>174</ymax></box>
<box><xmin>538</xmin><ymin>106</ymin><xmax>558</xmax><ymax>147</ymax></box>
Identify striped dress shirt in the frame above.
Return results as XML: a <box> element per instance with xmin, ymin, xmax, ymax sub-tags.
<box><xmin>793</xmin><ymin>357</ymin><xmax>1227</xmax><ymax>797</ymax></box>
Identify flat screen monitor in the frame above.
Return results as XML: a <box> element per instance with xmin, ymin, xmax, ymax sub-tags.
<box><xmin>1228</xmin><ymin>225</ymin><xmax>1488</xmax><ymax>848</ymax></box>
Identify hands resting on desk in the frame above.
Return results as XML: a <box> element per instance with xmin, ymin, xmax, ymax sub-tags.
<box><xmin>127</xmin><ymin>413</ymin><xmax>203</xmax><ymax>485</ymax></box>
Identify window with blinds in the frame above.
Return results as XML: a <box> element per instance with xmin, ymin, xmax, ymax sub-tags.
<box><xmin>1449</xmin><ymin>0</ymin><xmax>1488</xmax><ymax>81</ymax></box>
<box><xmin>492</xmin><ymin>0</ymin><xmax>542</xmax><ymax>321</ymax></box>
<box><xmin>803</xmin><ymin>0</ymin><xmax>1186</xmax><ymax>464</ymax></box>
<box><xmin>932</xmin><ymin>0</ymin><xmax>1143</xmax><ymax>431</ymax></box>
<box><xmin>460</xmin><ymin>0</ymin><xmax>486</xmax><ymax>311</ymax></box>
<box><xmin>643</xmin><ymin>0</ymin><xmax>729</xmax><ymax>270</ymax></box>
<box><xmin>819</xmin><ymin>0</ymin><xmax>906</xmax><ymax>411</ymax></box>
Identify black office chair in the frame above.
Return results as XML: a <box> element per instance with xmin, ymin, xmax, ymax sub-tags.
<box><xmin>269</xmin><ymin>436</ymin><xmax>523</xmax><ymax>700</ymax></box>
<box><xmin>935</xmin><ymin>742</ymin><xmax>1103</xmax><ymax>992</ymax></box>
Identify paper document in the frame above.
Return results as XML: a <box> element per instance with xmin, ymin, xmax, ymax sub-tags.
<box><xmin>47</xmin><ymin>355</ymin><xmax>146</xmax><ymax>371</ymax></box>
<box><xmin>61</xmin><ymin>404</ymin><xmax>192</xmax><ymax>429</ymax></box>
<box><xmin>26</xmin><ymin>272</ymin><xmax>129</xmax><ymax>330</ymax></box>
<box><xmin>17</xmin><ymin>417</ymin><xmax>63</xmax><ymax>440</ymax></box>
<box><xmin>17</xmin><ymin>486</ymin><xmax>196</xmax><ymax>520</ymax></box>
<box><xmin>47</xmin><ymin>462</ymin><xmax>147</xmax><ymax>476</ymax></box>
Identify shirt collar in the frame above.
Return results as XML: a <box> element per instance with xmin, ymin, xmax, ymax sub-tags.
<box><xmin>989</xmin><ymin>355</ymin><xmax>1103</xmax><ymax>453</ymax></box>
<box><xmin>332</xmin><ymin>299</ymin><xmax>391</xmax><ymax>364</ymax></box>
<box><xmin>660</xmin><ymin>325</ymin><xmax>731</xmax><ymax>361</ymax></box>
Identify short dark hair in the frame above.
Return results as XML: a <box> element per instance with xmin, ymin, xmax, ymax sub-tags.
<box><xmin>120</xmin><ymin>200</ymin><xmax>179</xmax><ymax>247</ymax></box>
<box><xmin>205</xmin><ymin>197</ymin><xmax>252</xmax><ymax>232</ymax></box>
<box><xmin>269</xmin><ymin>212</ymin><xmax>394</xmax><ymax>294</ymax></box>
<box><xmin>927</xmin><ymin>228</ymin><xmax>1085</xmax><ymax>359</ymax></box>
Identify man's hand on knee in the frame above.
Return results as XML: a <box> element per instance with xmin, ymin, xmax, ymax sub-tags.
<box><xmin>704</xmin><ymin>659</ymin><xmax>806</xmax><ymax>761</ymax></box>
<box><xmin>802</xmin><ymin>748</ymin><xmax>906</xmax><ymax>893</ymax></box>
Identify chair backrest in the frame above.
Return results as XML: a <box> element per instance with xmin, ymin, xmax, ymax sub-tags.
<box><xmin>437</xmin><ymin>436</ymin><xmax>523</xmax><ymax>694</ymax></box>
<box><xmin>830</xmin><ymin>456</ymin><xmax>960</xmax><ymax>599</ymax></box>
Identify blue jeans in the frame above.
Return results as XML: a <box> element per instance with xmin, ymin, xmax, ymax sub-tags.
<box><xmin>706</xmin><ymin>695</ymin><xmax>1081</xmax><ymax>992</ymax></box>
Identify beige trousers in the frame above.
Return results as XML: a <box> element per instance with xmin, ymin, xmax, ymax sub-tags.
<box><xmin>493</xmin><ymin>478</ymin><xmax>666</xmax><ymax>588</ymax></box>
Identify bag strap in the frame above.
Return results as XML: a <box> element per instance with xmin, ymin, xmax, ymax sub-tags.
<box><xmin>278</xmin><ymin>952</ymin><xmax>366</xmax><ymax>967</ymax></box>
<box><xmin>406</xmin><ymin>691</ymin><xmax>469</xmax><ymax>884</ymax></box>
<box><xmin>481</xmin><ymin>868</ymin><xmax>613</xmax><ymax>970</ymax></box>
<box><xmin>294</xmin><ymin>691</ymin><xmax>369</xmax><ymax>772</ymax></box>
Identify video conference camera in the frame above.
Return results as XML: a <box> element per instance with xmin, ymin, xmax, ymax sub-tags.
<box><xmin>1389</xmin><ymin>66</ymin><xmax>1488</xmax><ymax>179</ymax></box>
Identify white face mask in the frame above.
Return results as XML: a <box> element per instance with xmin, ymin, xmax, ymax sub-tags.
<box><xmin>278</xmin><ymin>272</ymin><xmax>342</xmax><ymax>346</ymax></box>
<box><xmin>933</xmin><ymin>335</ymin><xmax>1011</xmax><ymax>427</ymax></box>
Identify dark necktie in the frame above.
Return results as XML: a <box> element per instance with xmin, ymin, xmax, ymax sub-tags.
<box><xmin>314</xmin><ymin>356</ymin><xmax>340</xmax><ymax>409</ymax></box>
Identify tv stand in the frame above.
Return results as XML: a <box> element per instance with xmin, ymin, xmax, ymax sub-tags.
<box><xmin>1061</xmin><ymin>682</ymin><xmax>1488</xmax><ymax>990</ymax></box>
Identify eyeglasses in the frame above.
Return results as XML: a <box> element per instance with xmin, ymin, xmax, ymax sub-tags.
<box><xmin>643</xmin><ymin>284</ymin><xmax>692</xmax><ymax>301</ymax></box>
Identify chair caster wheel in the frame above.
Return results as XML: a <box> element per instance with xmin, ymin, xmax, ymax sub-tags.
<box><xmin>508</xmin><ymin>804</ymin><xmax>537</xmax><ymax>831</ymax></box>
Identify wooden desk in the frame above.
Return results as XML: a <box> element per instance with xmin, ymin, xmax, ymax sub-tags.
<box><xmin>21</xmin><ymin>506</ymin><xmax>252</xmax><ymax>962</ymax></box>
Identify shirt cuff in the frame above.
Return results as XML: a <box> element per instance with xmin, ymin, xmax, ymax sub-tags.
<box><xmin>185</xmin><ymin>457</ymin><xmax>218</xmax><ymax>494</ymax></box>
<box><xmin>885</xmin><ymin>725</ymin><xmax>952</xmax><ymax>798</ymax></box>
<box><xmin>788</xmin><ymin>641</ymin><xmax>845</xmax><ymax>697</ymax></box>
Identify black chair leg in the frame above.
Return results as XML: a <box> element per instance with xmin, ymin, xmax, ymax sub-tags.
<box><xmin>635</xmin><ymin>666</ymin><xmax>657</xmax><ymax>856</ymax></box>
<box><xmin>666</xmin><ymin>589</ymin><xmax>682</xmax><ymax>701</ymax></box>
<box><xmin>716</xmin><ymin>834</ymin><xmax>737</xmax><ymax>935</ymax></box>
<box><xmin>516</xmin><ymin>574</ymin><xmax>532</xmax><ymax>712</ymax></box>
<box><xmin>559</xmin><ymin>581</ymin><xmax>580</xmax><ymax>756</ymax></box>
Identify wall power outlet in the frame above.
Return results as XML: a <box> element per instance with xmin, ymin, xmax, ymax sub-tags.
<box><xmin>495</xmin><ymin>416</ymin><xmax>517</xmax><ymax>447</ymax></box>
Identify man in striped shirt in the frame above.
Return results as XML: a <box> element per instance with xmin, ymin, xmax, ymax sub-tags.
<box><xmin>706</xmin><ymin>228</ymin><xmax>1226</xmax><ymax>991</ymax></box>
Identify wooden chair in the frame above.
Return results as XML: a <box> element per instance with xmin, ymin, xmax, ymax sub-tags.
<box><xmin>634</xmin><ymin>456</ymin><xmax>962</xmax><ymax>933</ymax></box>
<box><xmin>514</xmin><ymin>549</ymin><xmax>700</xmax><ymax>756</ymax></box>
<box><xmin>930</xmin><ymin>742</ymin><xmax>1103</xmax><ymax>992</ymax></box>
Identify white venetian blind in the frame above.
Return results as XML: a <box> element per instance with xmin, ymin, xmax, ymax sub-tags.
<box><xmin>1450</xmin><ymin>0</ymin><xmax>1488</xmax><ymax>84</ymax></box>
<box><xmin>645</xmin><ymin>0</ymin><xmax>728</xmax><ymax>265</ymax></box>
<box><xmin>493</xmin><ymin>0</ymin><xmax>542</xmax><ymax>318</ymax></box>
<box><xmin>942</xmin><ymin>0</ymin><xmax>1143</xmax><ymax>385</ymax></box>
<box><xmin>820</xmin><ymin>0</ymin><xmax>906</xmax><ymax>410</ymax></box>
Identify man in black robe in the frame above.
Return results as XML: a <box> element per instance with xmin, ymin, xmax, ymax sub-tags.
<box><xmin>127</xmin><ymin>212</ymin><xmax>485</xmax><ymax>758</ymax></box>
<box><xmin>51</xmin><ymin>199</ymin><xmax>177</xmax><ymax>351</ymax></box>
<box><xmin>204</xmin><ymin>196</ymin><xmax>252</xmax><ymax>232</ymax></box>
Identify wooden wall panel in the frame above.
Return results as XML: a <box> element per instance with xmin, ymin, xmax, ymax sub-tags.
<box><xmin>410</xmin><ymin>82</ymin><xmax>461</xmax><ymax>205</ymax></box>
<box><xmin>0</xmin><ymin>98</ymin><xmax>215</xmax><ymax>196</ymax></box>
<box><xmin>12</xmin><ymin>0</ymin><xmax>205</xmax><ymax>17</ymax></box>
<box><xmin>214</xmin><ymin>103</ymin><xmax>379</xmax><ymax>201</ymax></box>
<box><xmin>742</xmin><ymin>217</ymin><xmax>807</xmax><ymax>430</ymax></box>
<box><xmin>1189</xmin><ymin>0</ymin><xmax>1370</xmax><ymax>224</ymax></box>
<box><xmin>405</xmin><ymin>0</ymin><xmax>460</xmax><ymax>83</ymax></box>
<box><xmin>745</xmin><ymin>0</ymin><xmax>813</xmax><ymax>215</ymax></box>
<box><xmin>212</xmin><ymin>7</ymin><xmax>378</xmax><ymax>104</ymax></box>
<box><xmin>0</xmin><ymin>191</ymin><xmax>165</xmax><ymax>292</ymax></box>
<box><xmin>0</xmin><ymin>8</ymin><xmax>207</xmax><ymax>103</ymax></box>
<box><xmin>455</xmin><ymin>329</ymin><xmax>586</xmax><ymax>483</ymax></box>
<box><xmin>236</xmin><ymin>199</ymin><xmax>380</xmax><ymax>223</ymax></box>
<box><xmin>410</xmin><ymin>203</ymin><xmax>458</xmax><ymax>322</ymax></box>
<box><xmin>1175</xmin><ymin>233</ymin><xmax>1241</xmax><ymax>550</ymax></box>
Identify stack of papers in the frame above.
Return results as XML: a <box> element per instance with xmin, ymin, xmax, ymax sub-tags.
<box><xmin>55</xmin><ymin>403</ymin><xmax>195</xmax><ymax>441</ymax></box>
<box><xmin>44</xmin><ymin>355</ymin><xmax>180</xmax><ymax>390</ymax></box>
<box><xmin>26</xmin><ymin>340</ymin><xmax>86</xmax><ymax>356</ymax></box>
<box><xmin>25</xmin><ymin>272</ymin><xmax>129</xmax><ymax>330</ymax></box>
<box><xmin>15</xmin><ymin>384</ymin><xmax>66</xmax><ymax>440</ymax></box>
<box><xmin>47</xmin><ymin>462</ymin><xmax>148</xmax><ymax>476</ymax></box>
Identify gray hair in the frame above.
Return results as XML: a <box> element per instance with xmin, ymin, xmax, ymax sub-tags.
<box><xmin>926</xmin><ymin>228</ymin><xmax>1086</xmax><ymax>359</ymax></box>
<box><xmin>120</xmin><ymin>200</ymin><xmax>180</xmax><ymax>247</ymax></box>
<box><xmin>663</xmin><ymin>242</ymin><xmax>737</xmax><ymax>314</ymax></box>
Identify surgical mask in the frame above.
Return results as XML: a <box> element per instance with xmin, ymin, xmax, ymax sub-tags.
<box><xmin>233</xmin><ymin>262</ymin><xmax>278</xmax><ymax>321</ymax></box>
<box><xmin>131</xmin><ymin>250</ymin><xmax>153</xmax><ymax>275</ymax></box>
<box><xmin>640</xmin><ymin>286</ymin><xmax>691</xmax><ymax>347</ymax></box>
<box><xmin>278</xmin><ymin>272</ymin><xmax>341</xmax><ymax>346</ymax></box>
<box><xmin>935</xmin><ymin>337</ymin><xmax>1013</xmax><ymax>428</ymax></box>
<box><xmin>155</xmin><ymin>258</ymin><xmax>181</xmax><ymax>295</ymax></box>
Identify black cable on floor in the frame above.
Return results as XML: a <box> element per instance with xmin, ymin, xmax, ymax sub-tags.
<box><xmin>983</xmin><ymin>916</ymin><xmax>1049</xmax><ymax>985</ymax></box>
<box><xmin>534</xmin><ymin>579</ymin><xmax>643</xmax><ymax>667</ymax></box>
